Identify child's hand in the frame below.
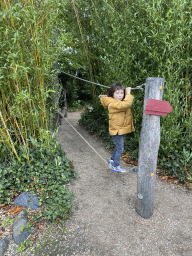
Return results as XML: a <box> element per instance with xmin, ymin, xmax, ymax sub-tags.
<box><xmin>99</xmin><ymin>95</ymin><xmax>107</xmax><ymax>98</ymax></box>
<box><xmin>126</xmin><ymin>87</ymin><xmax>131</xmax><ymax>94</ymax></box>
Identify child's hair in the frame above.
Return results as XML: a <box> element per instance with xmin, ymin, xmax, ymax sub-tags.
<box><xmin>107</xmin><ymin>82</ymin><xmax>125</xmax><ymax>99</ymax></box>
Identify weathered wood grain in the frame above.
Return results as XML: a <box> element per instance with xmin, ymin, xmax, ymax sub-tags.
<box><xmin>135</xmin><ymin>77</ymin><xmax>164</xmax><ymax>218</ymax></box>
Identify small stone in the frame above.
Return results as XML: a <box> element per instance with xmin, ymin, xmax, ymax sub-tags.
<box><xmin>129</xmin><ymin>168</ymin><xmax>138</xmax><ymax>172</ymax></box>
<box><xmin>12</xmin><ymin>211</ymin><xmax>31</xmax><ymax>245</ymax></box>
<box><xmin>0</xmin><ymin>235</ymin><xmax>12</xmax><ymax>256</ymax></box>
<box><xmin>18</xmin><ymin>209</ymin><xmax>28</xmax><ymax>219</ymax></box>
<box><xmin>14</xmin><ymin>192</ymin><xmax>41</xmax><ymax>210</ymax></box>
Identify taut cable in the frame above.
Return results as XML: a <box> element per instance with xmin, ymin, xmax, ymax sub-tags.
<box><xmin>61</xmin><ymin>71</ymin><xmax>145</xmax><ymax>90</ymax></box>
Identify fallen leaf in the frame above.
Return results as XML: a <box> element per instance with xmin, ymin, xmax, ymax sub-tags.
<box><xmin>10</xmin><ymin>190</ymin><xmax>16</xmax><ymax>196</ymax></box>
<box><xmin>8</xmin><ymin>206</ymin><xmax>23</xmax><ymax>215</ymax></box>
<box><xmin>162</xmin><ymin>176</ymin><xmax>168</xmax><ymax>182</ymax></box>
<box><xmin>27</xmin><ymin>215</ymin><xmax>33</xmax><ymax>221</ymax></box>
<box><xmin>38</xmin><ymin>224</ymin><xmax>43</xmax><ymax>230</ymax></box>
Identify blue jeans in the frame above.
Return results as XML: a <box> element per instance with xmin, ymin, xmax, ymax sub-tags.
<box><xmin>111</xmin><ymin>134</ymin><xmax>126</xmax><ymax>167</ymax></box>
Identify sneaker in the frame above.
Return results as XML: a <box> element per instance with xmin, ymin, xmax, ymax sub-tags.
<box><xmin>112</xmin><ymin>166</ymin><xmax>126</xmax><ymax>173</ymax></box>
<box><xmin>108</xmin><ymin>159</ymin><xmax>114</xmax><ymax>169</ymax></box>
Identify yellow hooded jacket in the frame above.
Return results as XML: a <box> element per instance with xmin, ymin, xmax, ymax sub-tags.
<box><xmin>100</xmin><ymin>94</ymin><xmax>135</xmax><ymax>135</ymax></box>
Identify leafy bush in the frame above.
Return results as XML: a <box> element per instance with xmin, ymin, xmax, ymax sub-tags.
<box><xmin>79</xmin><ymin>105</ymin><xmax>111</xmax><ymax>145</ymax></box>
<box><xmin>58</xmin><ymin>72</ymin><xmax>93</xmax><ymax>109</ymax></box>
<box><xmin>0</xmin><ymin>135</ymin><xmax>77</xmax><ymax>222</ymax></box>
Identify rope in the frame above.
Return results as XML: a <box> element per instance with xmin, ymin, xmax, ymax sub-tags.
<box><xmin>58</xmin><ymin>72</ymin><xmax>145</xmax><ymax>166</ymax></box>
<box><xmin>59</xmin><ymin>111</ymin><xmax>108</xmax><ymax>166</ymax></box>
<box><xmin>61</xmin><ymin>71</ymin><xmax>145</xmax><ymax>90</ymax></box>
<box><xmin>62</xmin><ymin>71</ymin><xmax>110</xmax><ymax>89</ymax></box>
<box><xmin>58</xmin><ymin>70</ymin><xmax>146</xmax><ymax>168</ymax></box>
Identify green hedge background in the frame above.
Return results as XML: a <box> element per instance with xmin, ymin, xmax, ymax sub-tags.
<box><xmin>59</xmin><ymin>0</ymin><xmax>192</xmax><ymax>184</ymax></box>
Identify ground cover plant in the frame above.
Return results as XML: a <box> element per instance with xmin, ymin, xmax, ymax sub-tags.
<box><xmin>0</xmin><ymin>135</ymin><xmax>77</xmax><ymax>252</ymax></box>
<box><xmin>0</xmin><ymin>134</ymin><xmax>76</xmax><ymax>214</ymax></box>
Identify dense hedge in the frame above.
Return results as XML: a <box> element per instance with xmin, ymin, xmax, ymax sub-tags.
<box><xmin>0</xmin><ymin>136</ymin><xmax>76</xmax><ymax>223</ymax></box>
<box><xmin>60</xmin><ymin>0</ymin><xmax>192</xmax><ymax>184</ymax></box>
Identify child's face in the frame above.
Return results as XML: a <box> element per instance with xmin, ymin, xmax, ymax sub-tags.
<box><xmin>113</xmin><ymin>89</ymin><xmax>124</xmax><ymax>101</ymax></box>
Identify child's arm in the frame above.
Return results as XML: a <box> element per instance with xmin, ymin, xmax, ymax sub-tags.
<box><xmin>99</xmin><ymin>95</ymin><xmax>108</xmax><ymax>109</ymax></box>
<box><xmin>109</xmin><ymin>94</ymin><xmax>134</xmax><ymax>112</ymax></box>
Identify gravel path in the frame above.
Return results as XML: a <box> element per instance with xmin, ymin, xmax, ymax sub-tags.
<box><xmin>5</xmin><ymin>110</ymin><xmax>192</xmax><ymax>256</ymax></box>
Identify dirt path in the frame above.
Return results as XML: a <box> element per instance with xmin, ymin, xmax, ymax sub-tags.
<box><xmin>7</xmin><ymin>110</ymin><xmax>192</xmax><ymax>255</ymax></box>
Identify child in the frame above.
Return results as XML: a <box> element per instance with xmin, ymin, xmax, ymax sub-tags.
<box><xmin>99</xmin><ymin>82</ymin><xmax>135</xmax><ymax>173</ymax></box>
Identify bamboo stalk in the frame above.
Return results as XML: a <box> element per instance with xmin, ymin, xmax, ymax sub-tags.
<box><xmin>1</xmin><ymin>0</ymin><xmax>57</xmax><ymax>158</ymax></box>
<box><xmin>8</xmin><ymin>104</ymin><xmax>29</xmax><ymax>151</ymax></box>
<box><xmin>19</xmin><ymin>101</ymin><xmax>30</xmax><ymax>159</ymax></box>
<box><xmin>0</xmin><ymin>110</ymin><xmax>20</xmax><ymax>161</ymax></box>
<box><xmin>3</xmin><ymin>102</ymin><xmax>22</xmax><ymax>145</ymax></box>
<box><xmin>25</xmin><ymin>72</ymin><xmax>37</xmax><ymax>133</ymax></box>
<box><xmin>6</xmin><ymin>0</ymin><xmax>14</xmax><ymax>28</ymax></box>
<box><xmin>0</xmin><ymin>128</ymin><xmax>14</xmax><ymax>152</ymax></box>
<box><xmin>71</xmin><ymin>0</ymin><xmax>94</xmax><ymax>87</ymax></box>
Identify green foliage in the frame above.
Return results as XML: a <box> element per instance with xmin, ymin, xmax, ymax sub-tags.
<box><xmin>65</xmin><ymin>0</ymin><xmax>192</xmax><ymax>182</ymax></box>
<box><xmin>0</xmin><ymin>129</ymin><xmax>76</xmax><ymax>252</ymax></box>
<box><xmin>79</xmin><ymin>105</ymin><xmax>111</xmax><ymax>145</ymax></box>
<box><xmin>2</xmin><ymin>217</ymin><xmax>14</xmax><ymax>226</ymax></box>
<box><xmin>58</xmin><ymin>71</ymin><xmax>93</xmax><ymax>108</ymax></box>
<box><xmin>0</xmin><ymin>136</ymin><xmax>77</xmax><ymax>221</ymax></box>
<box><xmin>0</xmin><ymin>0</ymin><xmax>68</xmax><ymax>159</ymax></box>
<box><xmin>0</xmin><ymin>3</ymin><xmax>78</xmax><ymax>250</ymax></box>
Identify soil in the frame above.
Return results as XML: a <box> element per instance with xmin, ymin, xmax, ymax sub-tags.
<box><xmin>5</xmin><ymin>110</ymin><xmax>192</xmax><ymax>256</ymax></box>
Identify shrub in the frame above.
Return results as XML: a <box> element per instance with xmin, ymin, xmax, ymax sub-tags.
<box><xmin>0</xmin><ymin>135</ymin><xmax>77</xmax><ymax>222</ymax></box>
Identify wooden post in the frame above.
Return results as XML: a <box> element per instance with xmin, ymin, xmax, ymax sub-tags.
<box><xmin>135</xmin><ymin>77</ymin><xmax>164</xmax><ymax>218</ymax></box>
